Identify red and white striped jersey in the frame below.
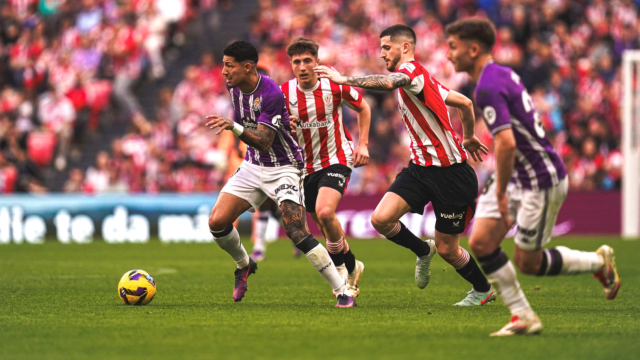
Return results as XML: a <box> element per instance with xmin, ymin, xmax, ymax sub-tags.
<box><xmin>395</xmin><ymin>61</ymin><xmax>467</xmax><ymax>167</ymax></box>
<box><xmin>280</xmin><ymin>78</ymin><xmax>362</xmax><ymax>175</ymax></box>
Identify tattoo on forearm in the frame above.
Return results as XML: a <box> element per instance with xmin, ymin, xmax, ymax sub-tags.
<box><xmin>281</xmin><ymin>200</ymin><xmax>310</xmax><ymax>244</ymax></box>
<box><xmin>345</xmin><ymin>73</ymin><xmax>410</xmax><ymax>91</ymax></box>
<box><xmin>239</xmin><ymin>123</ymin><xmax>276</xmax><ymax>152</ymax></box>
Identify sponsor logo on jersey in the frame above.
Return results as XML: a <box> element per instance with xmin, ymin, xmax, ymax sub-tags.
<box><xmin>289</xmin><ymin>100</ymin><xmax>298</xmax><ymax>107</ymax></box>
<box><xmin>274</xmin><ymin>184</ymin><xmax>298</xmax><ymax>195</ymax></box>
<box><xmin>241</xmin><ymin>116</ymin><xmax>258</xmax><ymax>130</ymax></box>
<box><xmin>440</xmin><ymin>212</ymin><xmax>464</xmax><ymax>220</ymax></box>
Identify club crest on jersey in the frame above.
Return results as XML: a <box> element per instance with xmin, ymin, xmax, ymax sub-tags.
<box><xmin>252</xmin><ymin>97</ymin><xmax>261</xmax><ymax>112</ymax></box>
<box><xmin>323</xmin><ymin>95</ymin><xmax>332</xmax><ymax>106</ymax></box>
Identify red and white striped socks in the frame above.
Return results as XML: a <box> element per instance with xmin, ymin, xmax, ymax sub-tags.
<box><xmin>326</xmin><ymin>237</ymin><xmax>345</xmax><ymax>255</ymax></box>
<box><xmin>450</xmin><ymin>248</ymin><xmax>471</xmax><ymax>270</ymax></box>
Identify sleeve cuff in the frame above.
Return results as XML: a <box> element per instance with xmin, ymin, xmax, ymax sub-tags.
<box><xmin>491</xmin><ymin>123</ymin><xmax>512</xmax><ymax>136</ymax></box>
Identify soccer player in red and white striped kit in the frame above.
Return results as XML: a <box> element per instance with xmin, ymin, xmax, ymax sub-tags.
<box><xmin>315</xmin><ymin>25</ymin><xmax>496</xmax><ymax>306</ymax></box>
<box><xmin>280</xmin><ymin>38</ymin><xmax>372</xmax><ymax>296</ymax></box>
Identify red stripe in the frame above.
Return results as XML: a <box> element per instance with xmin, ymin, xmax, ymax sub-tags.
<box><xmin>400</xmin><ymin>88</ymin><xmax>450</xmax><ymax>166</ymax></box>
<box><xmin>296</xmin><ymin>86</ymin><xmax>315</xmax><ymax>171</ymax></box>
<box><xmin>423</xmin><ymin>80</ymin><xmax>467</xmax><ymax>162</ymax></box>
<box><xmin>403</xmin><ymin>114</ymin><xmax>429</xmax><ymax>166</ymax></box>
<box><xmin>329</xmin><ymin>81</ymin><xmax>348</xmax><ymax>166</ymax></box>
<box><xmin>313</xmin><ymin>82</ymin><xmax>331</xmax><ymax>167</ymax></box>
<box><xmin>464</xmin><ymin>205</ymin><xmax>474</xmax><ymax>228</ymax></box>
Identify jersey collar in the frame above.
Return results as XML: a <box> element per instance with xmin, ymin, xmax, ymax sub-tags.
<box><xmin>242</xmin><ymin>74</ymin><xmax>262</xmax><ymax>95</ymax></box>
<box><xmin>297</xmin><ymin>78</ymin><xmax>321</xmax><ymax>93</ymax></box>
<box><xmin>477</xmin><ymin>59</ymin><xmax>494</xmax><ymax>84</ymax></box>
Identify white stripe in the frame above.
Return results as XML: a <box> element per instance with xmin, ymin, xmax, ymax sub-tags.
<box><xmin>321</xmin><ymin>79</ymin><xmax>338</xmax><ymax>167</ymax></box>
<box><xmin>404</xmin><ymin>90</ymin><xmax>460</xmax><ymax>164</ymax></box>
<box><xmin>511</xmin><ymin>118</ymin><xmax>560</xmax><ymax>185</ymax></box>
<box><xmin>515</xmin><ymin>149</ymin><xmax>539</xmax><ymax>190</ymax></box>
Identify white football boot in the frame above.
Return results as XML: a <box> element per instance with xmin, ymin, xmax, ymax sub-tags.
<box><xmin>415</xmin><ymin>239</ymin><xmax>437</xmax><ymax>289</ymax></box>
<box><xmin>490</xmin><ymin>314</ymin><xmax>543</xmax><ymax>337</ymax></box>
<box><xmin>347</xmin><ymin>260</ymin><xmax>365</xmax><ymax>297</ymax></box>
<box><xmin>593</xmin><ymin>245</ymin><xmax>621</xmax><ymax>300</ymax></box>
<box><xmin>453</xmin><ymin>286</ymin><xmax>497</xmax><ymax>306</ymax></box>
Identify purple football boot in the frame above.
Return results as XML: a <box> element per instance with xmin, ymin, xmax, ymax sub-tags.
<box><xmin>233</xmin><ymin>258</ymin><xmax>257</xmax><ymax>302</ymax></box>
<box><xmin>335</xmin><ymin>294</ymin><xmax>357</xmax><ymax>308</ymax></box>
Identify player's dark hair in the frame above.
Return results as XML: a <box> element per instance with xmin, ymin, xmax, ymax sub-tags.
<box><xmin>223</xmin><ymin>40</ymin><xmax>259</xmax><ymax>65</ymax></box>
<box><xmin>445</xmin><ymin>18</ymin><xmax>497</xmax><ymax>52</ymax></box>
<box><xmin>380</xmin><ymin>24</ymin><xmax>416</xmax><ymax>45</ymax></box>
<box><xmin>286</xmin><ymin>38</ymin><xmax>319</xmax><ymax>58</ymax></box>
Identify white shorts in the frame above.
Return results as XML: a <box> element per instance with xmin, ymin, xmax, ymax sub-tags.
<box><xmin>220</xmin><ymin>161</ymin><xmax>304</xmax><ymax>212</ymax></box>
<box><xmin>476</xmin><ymin>176</ymin><xmax>568</xmax><ymax>251</ymax></box>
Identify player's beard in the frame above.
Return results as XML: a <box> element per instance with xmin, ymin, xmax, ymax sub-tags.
<box><xmin>388</xmin><ymin>53</ymin><xmax>402</xmax><ymax>72</ymax></box>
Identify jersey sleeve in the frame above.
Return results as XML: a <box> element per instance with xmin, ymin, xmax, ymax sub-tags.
<box><xmin>395</xmin><ymin>62</ymin><xmax>423</xmax><ymax>95</ymax></box>
<box><xmin>256</xmin><ymin>91</ymin><xmax>285</xmax><ymax>131</ymax></box>
<box><xmin>340</xmin><ymin>84</ymin><xmax>362</xmax><ymax>110</ymax></box>
<box><xmin>434</xmin><ymin>78</ymin><xmax>450</xmax><ymax>101</ymax></box>
<box><xmin>475</xmin><ymin>85</ymin><xmax>512</xmax><ymax>136</ymax></box>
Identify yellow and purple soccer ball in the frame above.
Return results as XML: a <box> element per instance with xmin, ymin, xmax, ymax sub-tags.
<box><xmin>118</xmin><ymin>269</ymin><xmax>156</xmax><ymax>305</ymax></box>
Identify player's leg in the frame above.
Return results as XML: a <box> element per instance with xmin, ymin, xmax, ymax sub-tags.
<box><xmin>250</xmin><ymin>199</ymin><xmax>278</xmax><ymax>261</ymax></box>
<box><xmin>371</xmin><ymin>191</ymin><xmax>435</xmax><ymax>289</ymax></box>
<box><xmin>312</xmin><ymin>165</ymin><xmax>362</xmax><ymax>291</ymax></box>
<box><xmin>210</xmin><ymin>163</ymin><xmax>268</xmax><ymax>302</ymax></box>
<box><xmin>513</xmin><ymin>178</ymin><xmax>619</xmax><ymax>299</ymax></box>
<box><xmin>470</xmin><ymin>178</ymin><xmax>540</xmax><ymax>336</ymax></box>
<box><xmin>427</xmin><ymin>162</ymin><xmax>493</xmax><ymax>304</ymax></box>
<box><xmin>264</xmin><ymin>166</ymin><xmax>354</xmax><ymax>307</ymax></box>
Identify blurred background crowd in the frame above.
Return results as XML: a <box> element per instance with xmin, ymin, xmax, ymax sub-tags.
<box><xmin>0</xmin><ymin>0</ymin><xmax>637</xmax><ymax>195</ymax></box>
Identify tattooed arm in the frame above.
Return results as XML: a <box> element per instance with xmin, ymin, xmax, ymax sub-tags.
<box><xmin>206</xmin><ymin>116</ymin><xmax>276</xmax><ymax>152</ymax></box>
<box><xmin>280</xmin><ymin>200</ymin><xmax>311</xmax><ymax>244</ymax></box>
<box><xmin>314</xmin><ymin>65</ymin><xmax>410</xmax><ymax>91</ymax></box>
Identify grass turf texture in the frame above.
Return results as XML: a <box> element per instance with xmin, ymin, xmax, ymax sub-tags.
<box><xmin>1</xmin><ymin>237</ymin><xmax>638</xmax><ymax>360</ymax></box>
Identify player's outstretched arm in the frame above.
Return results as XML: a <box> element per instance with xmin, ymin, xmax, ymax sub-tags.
<box><xmin>444</xmin><ymin>90</ymin><xmax>489</xmax><ymax>162</ymax></box>
<box><xmin>206</xmin><ymin>115</ymin><xmax>276</xmax><ymax>152</ymax></box>
<box><xmin>314</xmin><ymin>65</ymin><xmax>410</xmax><ymax>91</ymax></box>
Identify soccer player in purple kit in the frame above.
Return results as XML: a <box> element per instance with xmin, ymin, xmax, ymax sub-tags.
<box><xmin>205</xmin><ymin>41</ymin><xmax>356</xmax><ymax>308</ymax></box>
<box><xmin>445</xmin><ymin>18</ymin><xmax>621</xmax><ymax>336</ymax></box>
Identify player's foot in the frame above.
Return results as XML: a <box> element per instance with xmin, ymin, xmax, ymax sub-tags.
<box><xmin>490</xmin><ymin>315</ymin><xmax>543</xmax><ymax>337</ymax></box>
<box><xmin>415</xmin><ymin>239</ymin><xmax>436</xmax><ymax>289</ymax></box>
<box><xmin>335</xmin><ymin>294</ymin><xmax>357</xmax><ymax>308</ymax></box>
<box><xmin>251</xmin><ymin>250</ymin><xmax>265</xmax><ymax>262</ymax></box>
<box><xmin>453</xmin><ymin>287</ymin><xmax>497</xmax><ymax>306</ymax></box>
<box><xmin>233</xmin><ymin>258</ymin><xmax>257</xmax><ymax>302</ymax></box>
<box><xmin>347</xmin><ymin>260</ymin><xmax>365</xmax><ymax>297</ymax></box>
<box><xmin>593</xmin><ymin>245</ymin><xmax>621</xmax><ymax>300</ymax></box>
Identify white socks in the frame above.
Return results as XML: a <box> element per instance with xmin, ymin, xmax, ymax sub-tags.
<box><xmin>251</xmin><ymin>211</ymin><xmax>269</xmax><ymax>253</ymax></box>
<box><xmin>555</xmin><ymin>246</ymin><xmax>604</xmax><ymax>274</ymax></box>
<box><xmin>305</xmin><ymin>244</ymin><xmax>347</xmax><ymax>296</ymax></box>
<box><xmin>211</xmin><ymin>226</ymin><xmax>250</xmax><ymax>269</ymax></box>
<box><xmin>487</xmin><ymin>261</ymin><xmax>535</xmax><ymax>319</ymax></box>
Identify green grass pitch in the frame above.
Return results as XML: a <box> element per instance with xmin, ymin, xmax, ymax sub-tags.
<box><xmin>1</xmin><ymin>237</ymin><xmax>638</xmax><ymax>359</ymax></box>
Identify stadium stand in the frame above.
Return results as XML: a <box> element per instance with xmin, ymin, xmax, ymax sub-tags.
<box><xmin>1</xmin><ymin>0</ymin><xmax>637</xmax><ymax>194</ymax></box>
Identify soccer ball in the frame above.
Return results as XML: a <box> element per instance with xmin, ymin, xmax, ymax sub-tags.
<box><xmin>118</xmin><ymin>269</ymin><xmax>156</xmax><ymax>305</ymax></box>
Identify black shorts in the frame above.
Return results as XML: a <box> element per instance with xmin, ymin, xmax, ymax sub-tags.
<box><xmin>303</xmin><ymin>164</ymin><xmax>352</xmax><ymax>212</ymax></box>
<box><xmin>388</xmin><ymin>161</ymin><xmax>478</xmax><ymax>235</ymax></box>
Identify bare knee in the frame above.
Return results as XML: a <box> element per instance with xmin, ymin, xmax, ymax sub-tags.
<box><xmin>371</xmin><ymin>211</ymin><xmax>394</xmax><ymax>234</ymax></box>
<box><xmin>315</xmin><ymin>206</ymin><xmax>335</xmax><ymax>228</ymax></box>
<box><xmin>437</xmin><ymin>243</ymin><xmax>459</xmax><ymax>263</ymax></box>
<box><xmin>208</xmin><ymin>209</ymin><xmax>230</xmax><ymax>233</ymax></box>
<box><xmin>281</xmin><ymin>200</ymin><xmax>310</xmax><ymax>243</ymax></box>
<box><xmin>469</xmin><ymin>237</ymin><xmax>494</xmax><ymax>258</ymax></box>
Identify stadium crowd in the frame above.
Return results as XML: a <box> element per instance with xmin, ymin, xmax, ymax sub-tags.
<box><xmin>1</xmin><ymin>0</ymin><xmax>637</xmax><ymax>194</ymax></box>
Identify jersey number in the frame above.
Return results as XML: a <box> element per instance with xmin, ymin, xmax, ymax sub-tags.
<box><xmin>513</xmin><ymin>71</ymin><xmax>545</xmax><ymax>138</ymax></box>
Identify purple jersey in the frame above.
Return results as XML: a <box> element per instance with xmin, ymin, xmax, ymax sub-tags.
<box><xmin>475</xmin><ymin>61</ymin><xmax>566</xmax><ymax>190</ymax></box>
<box><xmin>228</xmin><ymin>75</ymin><xmax>304</xmax><ymax>169</ymax></box>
